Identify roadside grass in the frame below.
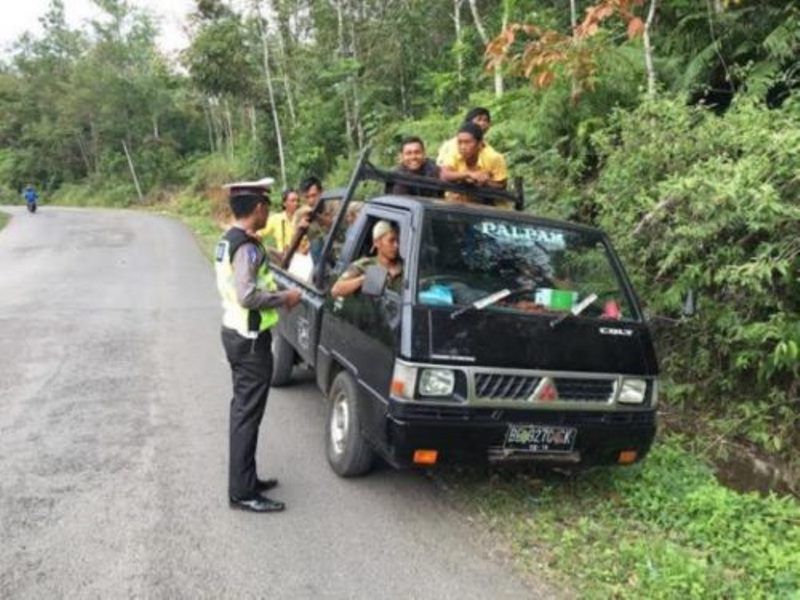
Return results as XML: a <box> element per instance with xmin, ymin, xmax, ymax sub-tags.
<box><xmin>440</xmin><ymin>435</ymin><xmax>800</xmax><ymax>599</ymax></box>
<box><xmin>0</xmin><ymin>211</ymin><xmax>9</xmax><ymax>231</ymax></box>
<box><xmin>147</xmin><ymin>190</ymin><xmax>223</xmax><ymax>260</ymax></box>
<box><xmin>50</xmin><ymin>181</ymin><xmax>137</xmax><ymax>208</ymax></box>
<box><xmin>140</xmin><ymin>192</ymin><xmax>800</xmax><ymax>599</ymax></box>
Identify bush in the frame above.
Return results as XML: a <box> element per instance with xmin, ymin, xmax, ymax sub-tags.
<box><xmin>184</xmin><ymin>152</ymin><xmax>249</xmax><ymax>193</ymax></box>
<box><xmin>592</xmin><ymin>97</ymin><xmax>800</xmax><ymax>453</ymax></box>
<box><xmin>49</xmin><ymin>179</ymin><xmax>138</xmax><ymax>207</ymax></box>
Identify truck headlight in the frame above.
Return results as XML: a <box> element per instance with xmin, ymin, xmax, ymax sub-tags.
<box><xmin>617</xmin><ymin>378</ymin><xmax>647</xmax><ymax>405</ymax></box>
<box><xmin>418</xmin><ymin>369</ymin><xmax>455</xmax><ymax>397</ymax></box>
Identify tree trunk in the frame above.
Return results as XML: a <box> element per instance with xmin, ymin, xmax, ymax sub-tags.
<box><xmin>255</xmin><ymin>0</ymin><xmax>288</xmax><ymax>187</ymax></box>
<box><xmin>202</xmin><ymin>104</ymin><xmax>215</xmax><ymax>153</ymax></box>
<box><xmin>122</xmin><ymin>140</ymin><xmax>144</xmax><ymax>202</ymax></box>
<box><xmin>75</xmin><ymin>134</ymin><xmax>92</xmax><ymax>175</ymax></box>
<box><xmin>468</xmin><ymin>0</ymin><xmax>503</xmax><ymax>98</ymax></box>
<box><xmin>399</xmin><ymin>69</ymin><xmax>408</xmax><ymax>116</ymax></box>
<box><xmin>643</xmin><ymin>0</ymin><xmax>659</xmax><ymax>98</ymax></box>
<box><xmin>454</xmin><ymin>0</ymin><xmax>464</xmax><ymax>84</ymax></box>
<box><xmin>223</xmin><ymin>98</ymin><xmax>235</xmax><ymax>157</ymax></box>
<box><xmin>335</xmin><ymin>0</ymin><xmax>353</xmax><ymax>149</ymax></box>
<box><xmin>349</xmin><ymin>14</ymin><xmax>365</xmax><ymax>149</ymax></box>
<box><xmin>207</xmin><ymin>98</ymin><xmax>223</xmax><ymax>153</ymax></box>
<box><xmin>249</xmin><ymin>104</ymin><xmax>258</xmax><ymax>144</ymax></box>
<box><xmin>275</xmin><ymin>19</ymin><xmax>297</xmax><ymax>128</ymax></box>
<box><xmin>90</xmin><ymin>120</ymin><xmax>100</xmax><ymax>175</ymax></box>
<box><xmin>569</xmin><ymin>0</ymin><xmax>582</xmax><ymax>101</ymax></box>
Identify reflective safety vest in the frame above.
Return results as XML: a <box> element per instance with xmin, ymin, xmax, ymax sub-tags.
<box><xmin>215</xmin><ymin>227</ymin><xmax>279</xmax><ymax>338</ymax></box>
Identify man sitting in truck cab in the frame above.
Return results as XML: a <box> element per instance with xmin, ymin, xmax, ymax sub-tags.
<box><xmin>439</xmin><ymin>122</ymin><xmax>511</xmax><ymax>209</ymax></box>
<box><xmin>331</xmin><ymin>220</ymin><xmax>403</xmax><ymax>298</ymax></box>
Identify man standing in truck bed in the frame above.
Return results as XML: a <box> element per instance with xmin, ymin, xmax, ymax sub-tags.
<box><xmin>439</xmin><ymin>122</ymin><xmax>511</xmax><ymax>208</ymax></box>
<box><xmin>216</xmin><ymin>185</ymin><xmax>301</xmax><ymax>513</ymax></box>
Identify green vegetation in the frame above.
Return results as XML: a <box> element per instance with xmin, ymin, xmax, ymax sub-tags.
<box><xmin>152</xmin><ymin>190</ymin><xmax>223</xmax><ymax>261</ymax></box>
<box><xmin>444</xmin><ymin>437</ymin><xmax>800</xmax><ymax>598</ymax></box>
<box><xmin>0</xmin><ymin>211</ymin><xmax>9</xmax><ymax>232</ymax></box>
<box><xmin>1</xmin><ymin>0</ymin><xmax>798</xmax><ymax>595</ymax></box>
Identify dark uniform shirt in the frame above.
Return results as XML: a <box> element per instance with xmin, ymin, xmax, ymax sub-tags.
<box><xmin>387</xmin><ymin>159</ymin><xmax>443</xmax><ymax>198</ymax></box>
<box><xmin>338</xmin><ymin>256</ymin><xmax>404</xmax><ymax>293</ymax></box>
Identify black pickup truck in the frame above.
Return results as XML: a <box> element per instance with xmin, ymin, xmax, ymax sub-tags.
<box><xmin>270</xmin><ymin>153</ymin><xmax>658</xmax><ymax>477</ymax></box>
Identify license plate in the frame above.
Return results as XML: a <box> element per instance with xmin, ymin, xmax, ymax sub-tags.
<box><xmin>504</xmin><ymin>424</ymin><xmax>577</xmax><ymax>453</ymax></box>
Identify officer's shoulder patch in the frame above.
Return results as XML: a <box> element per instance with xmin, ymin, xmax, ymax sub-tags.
<box><xmin>215</xmin><ymin>240</ymin><xmax>228</xmax><ymax>262</ymax></box>
<box><xmin>247</xmin><ymin>245</ymin><xmax>260</xmax><ymax>266</ymax></box>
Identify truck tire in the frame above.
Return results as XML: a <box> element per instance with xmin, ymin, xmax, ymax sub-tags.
<box><xmin>326</xmin><ymin>371</ymin><xmax>374</xmax><ymax>477</ymax></box>
<box><xmin>270</xmin><ymin>332</ymin><xmax>295</xmax><ymax>387</ymax></box>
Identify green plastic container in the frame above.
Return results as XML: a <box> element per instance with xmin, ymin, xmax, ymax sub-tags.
<box><xmin>536</xmin><ymin>288</ymin><xmax>577</xmax><ymax>311</ymax></box>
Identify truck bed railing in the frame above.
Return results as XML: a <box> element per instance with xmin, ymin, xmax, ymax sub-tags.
<box><xmin>280</xmin><ymin>147</ymin><xmax>525</xmax><ymax>288</ymax></box>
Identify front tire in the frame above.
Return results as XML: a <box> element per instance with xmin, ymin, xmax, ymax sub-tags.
<box><xmin>270</xmin><ymin>332</ymin><xmax>295</xmax><ymax>387</ymax></box>
<box><xmin>326</xmin><ymin>371</ymin><xmax>374</xmax><ymax>477</ymax></box>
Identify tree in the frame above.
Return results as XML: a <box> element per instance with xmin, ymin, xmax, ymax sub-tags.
<box><xmin>486</xmin><ymin>0</ymin><xmax>647</xmax><ymax>102</ymax></box>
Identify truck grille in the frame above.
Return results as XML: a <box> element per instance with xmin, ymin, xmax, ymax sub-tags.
<box><xmin>474</xmin><ymin>373</ymin><xmax>615</xmax><ymax>403</ymax></box>
<box><xmin>553</xmin><ymin>378</ymin><xmax>614</xmax><ymax>402</ymax></box>
<box><xmin>475</xmin><ymin>374</ymin><xmax>541</xmax><ymax>400</ymax></box>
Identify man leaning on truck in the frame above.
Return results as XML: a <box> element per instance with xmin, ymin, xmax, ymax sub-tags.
<box><xmin>215</xmin><ymin>186</ymin><xmax>301</xmax><ymax>513</ymax></box>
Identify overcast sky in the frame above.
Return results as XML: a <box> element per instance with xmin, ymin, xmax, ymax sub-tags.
<box><xmin>0</xmin><ymin>0</ymin><xmax>197</xmax><ymax>58</ymax></box>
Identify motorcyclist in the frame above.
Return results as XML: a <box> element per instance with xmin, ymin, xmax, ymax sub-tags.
<box><xmin>24</xmin><ymin>185</ymin><xmax>39</xmax><ymax>213</ymax></box>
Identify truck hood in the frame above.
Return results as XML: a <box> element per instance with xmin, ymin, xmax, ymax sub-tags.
<box><xmin>408</xmin><ymin>306</ymin><xmax>658</xmax><ymax>376</ymax></box>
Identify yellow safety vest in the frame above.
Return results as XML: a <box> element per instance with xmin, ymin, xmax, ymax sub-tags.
<box><xmin>215</xmin><ymin>228</ymin><xmax>280</xmax><ymax>338</ymax></box>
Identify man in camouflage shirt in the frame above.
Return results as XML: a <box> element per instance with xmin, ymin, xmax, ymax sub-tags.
<box><xmin>331</xmin><ymin>220</ymin><xmax>403</xmax><ymax>298</ymax></box>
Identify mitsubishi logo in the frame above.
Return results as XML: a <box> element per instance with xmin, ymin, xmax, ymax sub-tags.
<box><xmin>530</xmin><ymin>377</ymin><xmax>559</xmax><ymax>402</ymax></box>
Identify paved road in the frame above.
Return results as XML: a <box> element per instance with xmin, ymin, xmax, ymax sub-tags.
<box><xmin>0</xmin><ymin>207</ymin><xmax>551</xmax><ymax>599</ymax></box>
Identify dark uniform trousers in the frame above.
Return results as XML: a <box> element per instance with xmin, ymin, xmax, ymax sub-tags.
<box><xmin>221</xmin><ymin>326</ymin><xmax>273</xmax><ymax>499</ymax></box>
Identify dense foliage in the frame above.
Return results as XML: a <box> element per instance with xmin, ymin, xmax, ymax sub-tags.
<box><xmin>0</xmin><ymin>0</ymin><xmax>798</xmax><ymax>457</ymax></box>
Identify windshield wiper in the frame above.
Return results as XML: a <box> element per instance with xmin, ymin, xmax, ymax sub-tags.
<box><xmin>450</xmin><ymin>286</ymin><xmax>532</xmax><ymax>320</ymax></box>
<box><xmin>549</xmin><ymin>293</ymin><xmax>599</xmax><ymax>329</ymax></box>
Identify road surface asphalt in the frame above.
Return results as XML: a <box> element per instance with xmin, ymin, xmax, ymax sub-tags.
<box><xmin>0</xmin><ymin>206</ymin><xmax>557</xmax><ymax>599</ymax></box>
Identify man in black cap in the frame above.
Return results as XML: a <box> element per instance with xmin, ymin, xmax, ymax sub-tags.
<box><xmin>215</xmin><ymin>188</ymin><xmax>301</xmax><ymax>513</ymax></box>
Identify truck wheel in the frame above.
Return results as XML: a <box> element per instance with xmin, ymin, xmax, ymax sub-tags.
<box><xmin>271</xmin><ymin>332</ymin><xmax>295</xmax><ymax>387</ymax></box>
<box><xmin>326</xmin><ymin>371</ymin><xmax>374</xmax><ymax>477</ymax></box>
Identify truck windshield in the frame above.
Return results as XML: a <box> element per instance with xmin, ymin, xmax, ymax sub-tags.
<box><xmin>416</xmin><ymin>211</ymin><xmax>637</xmax><ymax>321</ymax></box>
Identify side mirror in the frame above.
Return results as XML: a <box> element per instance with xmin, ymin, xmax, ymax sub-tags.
<box><xmin>682</xmin><ymin>289</ymin><xmax>698</xmax><ymax>318</ymax></box>
<box><xmin>362</xmin><ymin>265</ymin><xmax>388</xmax><ymax>297</ymax></box>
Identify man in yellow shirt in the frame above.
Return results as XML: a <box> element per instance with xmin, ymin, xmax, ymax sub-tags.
<box><xmin>257</xmin><ymin>189</ymin><xmax>299</xmax><ymax>254</ymax></box>
<box><xmin>436</xmin><ymin>107</ymin><xmax>506</xmax><ymax>174</ymax></box>
<box><xmin>439</xmin><ymin>122</ymin><xmax>511</xmax><ymax>208</ymax></box>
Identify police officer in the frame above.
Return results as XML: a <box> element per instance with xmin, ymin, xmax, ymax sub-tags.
<box><xmin>216</xmin><ymin>189</ymin><xmax>301</xmax><ymax>513</ymax></box>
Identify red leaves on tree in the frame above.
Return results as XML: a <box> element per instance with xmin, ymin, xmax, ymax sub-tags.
<box><xmin>485</xmin><ymin>0</ymin><xmax>646</xmax><ymax>102</ymax></box>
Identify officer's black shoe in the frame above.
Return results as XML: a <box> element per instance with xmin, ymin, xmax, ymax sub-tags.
<box><xmin>256</xmin><ymin>478</ymin><xmax>278</xmax><ymax>492</ymax></box>
<box><xmin>229</xmin><ymin>494</ymin><xmax>285</xmax><ymax>513</ymax></box>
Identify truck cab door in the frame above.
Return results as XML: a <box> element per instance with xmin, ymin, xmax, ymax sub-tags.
<box><xmin>319</xmin><ymin>206</ymin><xmax>412</xmax><ymax>399</ymax></box>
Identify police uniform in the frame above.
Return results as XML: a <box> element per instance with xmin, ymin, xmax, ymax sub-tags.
<box><xmin>215</xmin><ymin>226</ymin><xmax>285</xmax><ymax>500</ymax></box>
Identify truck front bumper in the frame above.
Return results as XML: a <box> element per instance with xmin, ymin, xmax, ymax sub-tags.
<box><xmin>383</xmin><ymin>404</ymin><xmax>656</xmax><ymax>468</ymax></box>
